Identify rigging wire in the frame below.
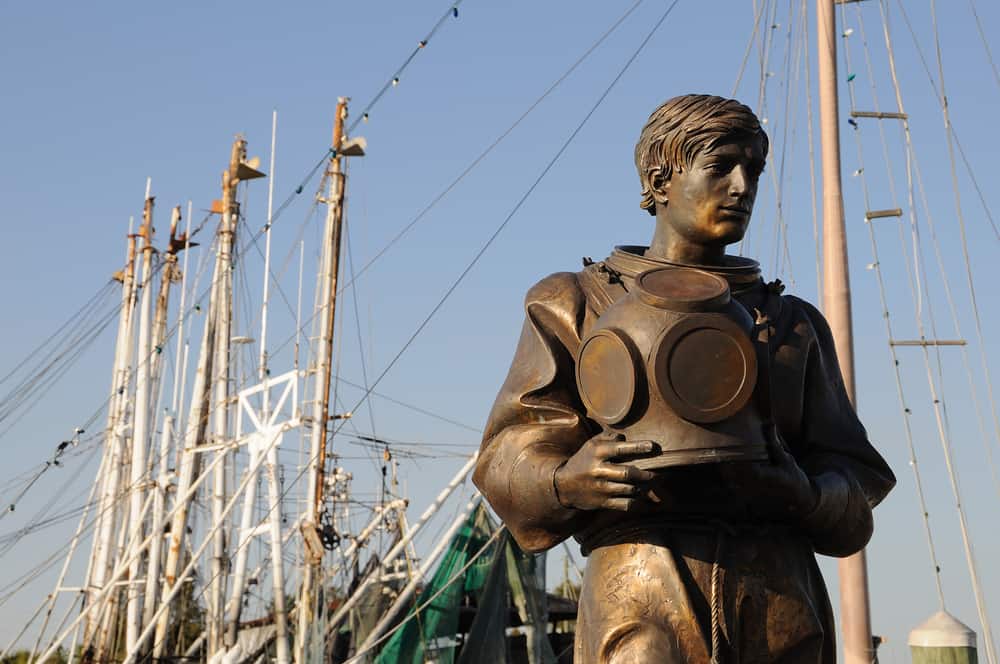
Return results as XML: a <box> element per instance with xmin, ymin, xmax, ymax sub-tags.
<box><xmin>331</xmin><ymin>0</ymin><xmax>650</xmax><ymax>301</ymax></box>
<box><xmin>11</xmin><ymin>0</ymin><xmax>690</xmax><ymax>654</ymax></box>
<box><xmin>331</xmin><ymin>0</ymin><xmax>684</xmax><ymax>450</ymax></box>
<box><xmin>0</xmin><ymin>280</ymin><xmax>116</xmax><ymax>388</ymax></box>
<box><xmin>0</xmin><ymin>0</ymin><xmax>471</xmax><ymax>448</ymax></box>
<box><xmin>892</xmin><ymin>0</ymin><xmax>1000</xmax><ymax>242</ymax></box>
<box><xmin>333</xmin><ymin>375</ymin><xmax>482</xmax><ymax>434</ymax></box>
<box><xmin>926</xmin><ymin>1</ymin><xmax>998</xmax><ymax>657</ymax></box>
<box><xmin>261</xmin><ymin>0</ymin><xmax>656</xmax><ymax>368</ymax></box>
<box><xmin>765</xmin><ymin>0</ymin><xmax>798</xmax><ymax>284</ymax></box>
<box><xmin>342</xmin><ymin>171</ymin><xmax>379</xmax><ymax>448</ymax></box>
<box><xmin>801</xmin><ymin>0</ymin><xmax>822</xmax><ymax>299</ymax></box>
<box><xmin>732</xmin><ymin>0</ymin><xmax>770</xmax><ymax>96</ymax></box>
<box><xmin>120</xmin><ymin>6</ymin><xmax>686</xmax><ymax>659</ymax></box>
<box><xmin>966</xmin><ymin>0</ymin><xmax>1000</xmax><ymax>92</ymax></box>
<box><xmin>840</xmin><ymin>2</ymin><xmax>1000</xmax><ymax>661</ymax></box>
<box><xmin>346</xmin><ymin>0</ymin><xmax>469</xmax><ymax>136</ymax></box>
<box><xmin>839</xmin><ymin>0</ymin><xmax>947</xmax><ymax>606</ymax></box>
<box><xmin>857</xmin><ymin>1</ymin><xmax>1000</xmax><ymax>504</ymax></box>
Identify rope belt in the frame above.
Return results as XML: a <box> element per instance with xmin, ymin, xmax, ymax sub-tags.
<box><xmin>709</xmin><ymin>526</ymin><xmax>728</xmax><ymax>664</ymax></box>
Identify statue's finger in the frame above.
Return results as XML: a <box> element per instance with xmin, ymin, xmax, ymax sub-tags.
<box><xmin>602</xmin><ymin>497</ymin><xmax>637</xmax><ymax>512</ymax></box>
<box><xmin>593</xmin><ymin>435</ymin><xmax>631</xmax><ymax>459</ymax></box>
<box><xmin>595</xmin><ymin>463</ymin><xmax>655</xmax><ymax>484</ymax></box>
<box><xmin>597</xmin><ymin>480</ymin><xmax>642</xmax><ymax>497</ymax></box>
<box><xmin>614</xmin><ymin>440</ymin><xmax>658</xmax><ymax>459</ymax></box>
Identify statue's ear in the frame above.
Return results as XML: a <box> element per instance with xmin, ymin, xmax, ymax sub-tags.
<box><xmin>648</xmin><ymin>167</ymin><xmax>671</xmax><ymax>205</ymax></box>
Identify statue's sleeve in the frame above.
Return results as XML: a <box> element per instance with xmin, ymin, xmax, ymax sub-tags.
<box><xmin>472</xmin><ymin>272</ymin><xmax>596</xmax><ymax>553</ymax></box>
<box><xmin>789</xmin><ymin>297</ymin><xmax>896</xmax><ymax>557</ymax></box>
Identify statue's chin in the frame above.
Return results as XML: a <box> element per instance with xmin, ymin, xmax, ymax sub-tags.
<box><xmin>709</xmin><ymin>221</ymin><xmax>749</xmax><ymax>247</ymax></box>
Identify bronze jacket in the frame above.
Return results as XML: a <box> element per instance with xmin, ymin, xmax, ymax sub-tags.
<box><xmin>473</xmin><ymin>246</ymin><xmax>895</xmax><ymax>556</ymax></box>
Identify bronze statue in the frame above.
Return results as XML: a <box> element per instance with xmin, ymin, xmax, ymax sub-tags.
<box><xmin>473</xmin><ymin>95</ymin><xmax>895</xmax><ymax>663</ymax></box>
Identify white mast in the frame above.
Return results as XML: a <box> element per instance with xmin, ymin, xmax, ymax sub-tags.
<box><xmin>93</xmin><ymin>212</ymin><xmax>143</xmax><ymax>661</ymax></box>
<box><xmin>260</xmin><ymin>110</ymin><xmax>278</xmax><ymax>382</ymax></box>
<box><xmin>83</xmin><ymin>220</ymin><xmax>138</xmax><ymax>650</ymax></box>
<box><xmin>207</xmin><ymin>138</ymin><xmax>246</xmax><ymax>657</ymax></box>
<box><xmin>124</xmin><ymin>185</ymin><xmax>156</xmax><ymax>652</ymax></box>
<box><xmin>143</xmin><ymin>206</ymin><xmax>186</xmax><ymax>630</ymax></box>
<box><xmin>295</xmin><ymin>97</ymin><xmax>353</xmax><ymax>662</ymax></box>
<box><xmin>154</xmin><ymin>137</ymin><xmax>265</xmax><ymax>658</ymax></box>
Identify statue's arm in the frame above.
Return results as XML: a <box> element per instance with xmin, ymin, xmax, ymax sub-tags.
<box><xmin>791</xmin><ymin>297</ymin><xmax>897</xmax><ymax>557</ymax></box>
<box><xmin>473</xmin><ymin>272</ymin><xmax>596</xmax><ymax>553</ymax></box>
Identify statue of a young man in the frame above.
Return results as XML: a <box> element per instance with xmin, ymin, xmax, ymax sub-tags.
<box><xmin>473</xmin><ymin>95</ymin><xmax>895</xmax><ymax>663</ymax></box>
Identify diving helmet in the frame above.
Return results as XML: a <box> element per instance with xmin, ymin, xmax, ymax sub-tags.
<box><xmin>575</xmin><ymin>266</ymin><xmax>769</xmax><ymax>470</ymax></box>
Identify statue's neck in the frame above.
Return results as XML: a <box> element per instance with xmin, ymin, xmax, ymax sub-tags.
<box><xmin>648</xmin><ymin>214</ymin><xmax>727</xmax><ymax>266</ymax></box>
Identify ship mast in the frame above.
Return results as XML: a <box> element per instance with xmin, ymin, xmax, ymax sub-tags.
<box><xmin>124</xmin><ymin>186</ymin><xmax>156</xmax><ymax>654</ymax></box>
<box><xmin>151</xmin><ymin>137</ymin><xmax>264</xmax><ymax>660</ymax></box>
<box><xmin>816</xmin><ymin>1</ymin><xmax>873</xmax><ymax>663</ymax></box>
<box><xmin>295</xmin><ymin>96</ymin><xmax>365</xmax><ymax>662</ymax></box>
<box><xmin>82</xmin><ymin>221</ymin><xmax>138</xmax><ymax>656</ymax></box>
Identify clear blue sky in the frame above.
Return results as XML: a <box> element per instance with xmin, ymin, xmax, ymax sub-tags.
<box><xmin>2</xmin><ymin>1</ymin><xmax>1000</xmax><ymax>661</ymax></box>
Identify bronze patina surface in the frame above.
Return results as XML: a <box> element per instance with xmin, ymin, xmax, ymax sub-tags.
<box><xmin>576</xmin><ymin>265</ymin><xmax>767</xmax><ymax>469</ymax></box>
<box><xmin>473</xmin><ymin>95</ymin><xmax>895</xmax><ymax>663</ymax></box>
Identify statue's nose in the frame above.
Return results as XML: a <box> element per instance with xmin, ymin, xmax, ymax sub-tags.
<box><xmin>729</xmin><ymin>165</ymin><xmax>749</xmax><ymax>197</ymax></box>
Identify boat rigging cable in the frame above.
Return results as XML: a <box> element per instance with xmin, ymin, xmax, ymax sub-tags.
<box><xmin>257</xmin><ymin>0</ymin><xmax>656</xmax><ymax>370</ymax></box>
<box><xmin>926</xmin><ymin>0</ymin><xmax>1000</xmax><ymax>485</ymax></box>
<box><xmin>330</xmin><ymin>0</ymin><xmax>649</xmax><ymax>299</ymax></box>
<box><xmin>838</xmin><ymin>0</ymin><xmax>947</xmax><ymax>612</ymax></box>
<box><xmin>731</xmin><ymin>0</ymin><xmax>770</xmax><ymax>96</ymax></box>
<box><xmin>121</xmin><ymin>2</ymin><xmax>687</xmax><ymax>659</ymax></box>
<box><xmin>842</xmin><ymin>2</ymin><xmax>999</xmax><ymax>662</ymax></box>
<box><xmin>860</xmin><ymin>0</ymin><xmax>1000</xmax><ymax>502</ymax></box>
<box><xmin>802</xmin><ymin>0</ymin><xmax>822</xmax><ymax>299</ymax></box>
<box><xmin>21</xmin><ymin>0</ymin><xmax>486</xmax><ymax>651</ymax></box>
<box><xmin>0</xmin><ymin>279</ymin><xmax>116</xmax><ymax>387</ymax></box>
<box><xmin>330</xmin><ymin>0</ymin><xmax>685</xmax><ymax>447</ymax></box>
<box><xmin>245</xmin><ymin>0</ymin><xmax>655</xmax><ymax>373</ymax></box>
<box><xmin>765</xmin><ymin>0</ymin><xmax>799</xmax><ymax>284</ymax></box>
<box><xmin>929</xmin><ymin>0</ymin><xmax>998</xmax><ymax>658</ymax></box>
<box><xmin>966</xmin><ymin>0</ymin><xmax>1000</xmax><ymax>92</ymax></box>
<box><xmin>892</xmin><ymin>0</ymin><xmax>1000</xmax><ymax>242</ymax></box>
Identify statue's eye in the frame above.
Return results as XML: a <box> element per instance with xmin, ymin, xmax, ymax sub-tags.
<box><xmin>707</xmin><ymin>162</ymin><xmax>729</xmax><ymax>175</ymax></box>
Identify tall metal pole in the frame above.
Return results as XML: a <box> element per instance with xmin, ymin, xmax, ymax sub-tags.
<box><xmin>125</xmin><ymin>189</ymin><xmax>156</xmax><ymax>652</ymax></box>
<box><xmin>154</xmin><ymin>138</ymin><xmax>256</xmax><ymax>659</ymax></box>
<box><xmin>296</xmin><ymin>97</ymin><xmax>349</xmax><ymax>663</ymax></box>
<box><xmin>84</xmin><ymin>222</ymin><xmax>138</xmax><ymax>649</ymax></box>
<box><xmin>816</xmin><ymin>2</ymin><xmax>873</xmax><ymax>663</ymax></box>
<box><xmin>143</xmin><ymin>206</ymin><xmax>185</xmax><ymax>630</ymax></box>
<box><xmin>94</xmin><ymin>211</ymin><xmax>143</xmax><ymax>661</ymax></box>
<box><xmin>260</xmin><ymin>110</ymin><xmax>277</xmax><ymax>382</ymax></box>
<box><xmin>207</xmin><ymin>139</ymin><xmax>244</xmax><ymax>658</ymax></box>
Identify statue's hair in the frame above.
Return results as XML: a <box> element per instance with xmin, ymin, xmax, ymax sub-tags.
<box><xmin>635</xmin><ymin>94</ymin><xmax>769</xmax><ymax>215</ymax></box>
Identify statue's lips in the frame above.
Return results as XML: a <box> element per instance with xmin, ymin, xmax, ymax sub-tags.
<box><xmin>718</xmin><ymin>205</ymin><xmax>750</xmax><ymax>215</ymax></box>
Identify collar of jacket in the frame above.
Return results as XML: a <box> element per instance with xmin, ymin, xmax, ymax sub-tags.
<box><xmin>605</xmin><ymin>245</ymin><xmax>763</xmax><ymax>295</ymax></box>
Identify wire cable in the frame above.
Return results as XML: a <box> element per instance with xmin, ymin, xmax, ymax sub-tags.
<box><xmin>333</xmin><ymin>0</ymin><xmax>684</xmax><ymax>443</ymax></box>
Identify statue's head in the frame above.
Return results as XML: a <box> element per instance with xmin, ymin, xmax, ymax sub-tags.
<box><xmin>635</xmin><ymin>94</ymin><xmax>769</xmax><ymax>249</ymax></box>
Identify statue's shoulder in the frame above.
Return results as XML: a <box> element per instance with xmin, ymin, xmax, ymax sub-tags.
<box><xmin>773</xmin><ymin>293</ymin><xmax>841</xmax><ymax>359</ymax></box>
<box><xmin>523</xmin><ymin>270</ymin><xmax>587</xmax><ymax>312</ymax></box>
<box><xmin>780</xmin><ymin>294</ymin><xmax>831</xmax><ymax>336</ymax></box>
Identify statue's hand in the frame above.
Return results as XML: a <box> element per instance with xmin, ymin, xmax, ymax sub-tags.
<box><xmin>553</xmin><ymin>432</ymin><xmax>657</xmax><ymax>511</ymax></box>
<box><xmin>719</xmin><ymin>429</ymin><xmax>819</xmax><ymax>520</ymax></box>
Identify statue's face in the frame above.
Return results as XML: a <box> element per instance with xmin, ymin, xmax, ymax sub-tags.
<box><xmin>661</xmin><ymin>133</ymin><xmax>766</xmax><ymax>248</ymax></box>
